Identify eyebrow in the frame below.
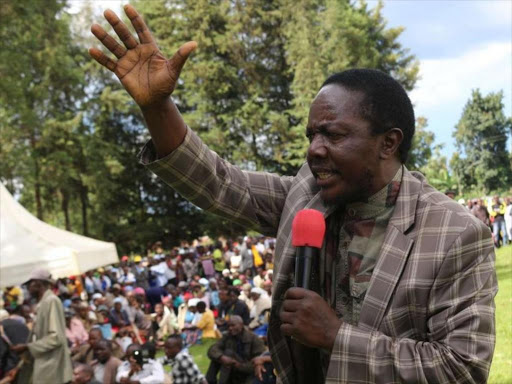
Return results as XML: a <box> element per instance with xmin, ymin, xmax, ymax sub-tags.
<box><xmin>306</xmin><ymin>120</ymin><xmax>352</xmax><ymax>133</ymax></box>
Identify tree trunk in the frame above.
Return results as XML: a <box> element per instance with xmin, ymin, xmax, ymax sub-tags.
<box><xmin>31</xmin><ymin>135</ymin><xmax>43</xmax><ymax>220</ymax></box>
<box><xmin>61</xmin><ymin>188</ymin><xmax>71</xmax><ymax>231</ymax></box>
<box><xmin>80</xmin><ymin>185</ymin><xmax>88</xmax><ymax>235</ymax></box>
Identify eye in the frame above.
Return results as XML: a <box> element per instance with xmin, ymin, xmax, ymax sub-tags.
<box><xmin>325</xmin><ymin>131</ymin><xmax>345</xmax><ymax>140</ymax></box>
<box><xmin>305</xmin><ymin>132</ymin><xmax>315</xmax><ymax>143</ymax></box>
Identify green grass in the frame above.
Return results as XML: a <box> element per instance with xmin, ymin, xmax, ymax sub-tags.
<box><xmin>188</xmin><ymin>339</ymin><xmax>218</xmax><ymax>374</ymax></box>
<box><xmin>489</xmin><ymin>244</ymin><xmax>512</xmax><ymax>384</ymax></box>
<box><xmin>167</xmin><ymin>245</ymin><xmax>512</xmax><ymax>381</ymax></box>
<box><xmin>156</xmin><ymin>338</ymin><xmax>217</xmax><ymax>374</ymax></box>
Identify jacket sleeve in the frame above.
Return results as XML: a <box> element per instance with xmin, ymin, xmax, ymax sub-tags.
<box><xmin>236</xmin><ymin>335</ymin><xmax>267</xmax><ymax>374</ymax></box>
<box><xmin>208</xmin><ymin>336</ymin><xmax>228</xmax><ymax>361</ymax></box>
<box><xmin>139</xmin><ymin>127</ymin><xmax>294</xmax><ymax>236</ymax></box>
<box><xmin>326</xmin><ymin>222</ymin><xmax>497</xmax><ymax>384</ymax></box>
<box><xmin>27</xmin><ymin>298</ymin><xmax>68</xmax><ymax>358</ymax></box>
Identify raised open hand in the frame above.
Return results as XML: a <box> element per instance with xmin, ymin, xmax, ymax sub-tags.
<box><xmin>89</xmin><ymin>4</ymin><xmax>196</xmax><ymax>109</ymax></box>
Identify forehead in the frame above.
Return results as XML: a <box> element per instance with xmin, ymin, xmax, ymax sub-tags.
<box><xmin>308</xmin><ymin>85</ymin><xmax>366</xmax><ymax>126</ymax></box>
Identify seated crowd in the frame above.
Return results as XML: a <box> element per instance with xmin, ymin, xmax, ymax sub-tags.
<box><xmin>0</xmin><ymin>236</ymin><xmax>277</xmax><ymax>384</ymax></box>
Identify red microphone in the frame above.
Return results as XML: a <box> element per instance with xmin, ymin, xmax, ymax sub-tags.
<box><xmin>292</xmin><ymin>209</ymin><xmax>326</xmax><ymax>289</ymax></box>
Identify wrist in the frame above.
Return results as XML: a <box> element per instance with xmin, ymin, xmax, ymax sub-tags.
<box><xmin>324</xmin><ymin>318</ymin><xmax>343</xmax><ymax>351</ymax></box>
<box><xmin>140</xmin><ymin>97</ymin><xmax>172</xmax><ymax>113</ymax></box>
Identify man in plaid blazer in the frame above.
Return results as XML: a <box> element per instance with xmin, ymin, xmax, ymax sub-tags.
<box><xmin>90</xmin><ymin>6</ymin><xmax>497</xmax><ymax>383</ymax></box>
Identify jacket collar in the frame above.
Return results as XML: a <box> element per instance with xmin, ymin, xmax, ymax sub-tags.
<box><xmin>357</xmin><ymin>166</ymin><xmax>421</xmax><ymax>331</ymax></box>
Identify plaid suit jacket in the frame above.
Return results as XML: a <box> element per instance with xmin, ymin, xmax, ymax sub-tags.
<box><xmin>140</xmin><ymin>127</ymin><xmax>497</xmax><ymax>384</ymax></box>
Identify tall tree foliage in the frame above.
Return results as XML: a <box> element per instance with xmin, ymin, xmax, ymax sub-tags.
<box><xmin>453</xmin><ymin>89</ymin><xmax>512</xmax><ymax>194</ymax></box>
<box><xmin>406</xmin><ymin>117</ymin><xmax>437</xmax><ymax>171</ymax></box>
<box><xmin>1</xmin><ymin>0</ymin><xmax>419</xmax><ymax>252</ymax></box>
<box><xmin>0</xmin><ymin>0</ymin><xmax>85</xmax><ymax>222</ymax></box>
<box><xmin>134</xmin><ymin>0</ymin><xmax>419</xmax><ymax>173</ymax></box>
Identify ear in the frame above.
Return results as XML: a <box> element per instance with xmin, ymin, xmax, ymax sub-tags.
<box><xmin>379</xmin><ymin>128</ymin><xmax>403</xmax><ymax>160</ymax></box>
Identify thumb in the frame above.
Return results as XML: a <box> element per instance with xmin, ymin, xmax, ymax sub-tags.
<box><xmin>168</xmin><ymin>41</ymin><xmax>197</xmax><ymax>78</ymax></box>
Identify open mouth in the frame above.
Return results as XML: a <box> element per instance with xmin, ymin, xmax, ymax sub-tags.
<box><xmin>317</xmin><ymin>172</ymin><xmax>334</xmax><ymax>180</ymax></box>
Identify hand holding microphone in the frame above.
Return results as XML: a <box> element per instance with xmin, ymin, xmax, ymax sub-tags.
<box><xmin>279</xmin><ymin>209</ymin><xmax>342</xmax><ymax>350</ymax></box>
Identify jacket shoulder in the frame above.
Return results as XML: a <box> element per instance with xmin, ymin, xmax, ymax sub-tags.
<box><xmin>410</xmin><ymin>171</ymin><xmax>491</xmax><ymax>236</ymax></box>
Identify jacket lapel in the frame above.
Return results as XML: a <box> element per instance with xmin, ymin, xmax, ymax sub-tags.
<box><xmin>358</xmin><ymin>168</ymin><xmax>420</xmax><ymax>331</ymax></box>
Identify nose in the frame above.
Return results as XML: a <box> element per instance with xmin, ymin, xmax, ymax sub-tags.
<box><xmin>307</xmin><ymin>134</ymin><xmax>328</xmax><ymax>159</ymax></box>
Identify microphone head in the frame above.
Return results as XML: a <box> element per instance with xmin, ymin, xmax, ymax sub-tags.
<box><xmin>292</xmin><ymin>209</ymin><xmax>326</xmax><ymax>249</ymax></box>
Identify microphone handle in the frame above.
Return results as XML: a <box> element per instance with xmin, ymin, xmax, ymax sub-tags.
<box><xmin>294</xmin><ymin>247</ymin><xmax>318</xmax><ymax>289</ymax></box>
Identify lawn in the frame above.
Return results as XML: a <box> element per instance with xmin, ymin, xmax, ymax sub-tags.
<box><xmin>184</xmin><ymin>245</ymin><xmax>512</xmax><ymax>381</ymax></box>
<box><xmin>488</xmin><ymin>244</ymin><xmax>512</xmax><ymax>384</ymax></box>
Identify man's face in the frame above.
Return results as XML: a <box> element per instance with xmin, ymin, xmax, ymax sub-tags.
<box><xmin>250</xmin><ymin>292</ymin><xmax>261</xmax><ymax>301</ymax></box>
<box><xmin>27</xmin><ymin>280</ymin><xmax>41</xmax><ymax>298</ymax></box>
<box><xmin>114</xmin><ymin>302</ymin><xmax>122</xmax><ymax>311</ymax></box>
<box><xmin>88</xmin><ymin>330</ymin><xmax>102</xmax><ymax>348</ymax></box>
<box><xmin>219</xmin><ymin>290</ymin><xmax>229</xmax><ymax>303</ymax></box>
<box><xmin>72</xmin><ymin>366</ymin><xmax>91</xmax><ymax>384</ymax></box>
<box><xmin>228</xmin><ymin>320</ymin><xmax>243</xmax><ymax>336</ymax></box>
<box><xmin>94</xmin><ymin>344</ymin><xmax>111</xmax><ymax>364</ymax></box>
<box><xmin>306</xmin><ymin>85</ymin><xmax>382</xmax><ymax>205</ymax></box>
<box><xmin>164</xmin><ymin>341</ymin><xmax>181</xmax><ymax>359</ymax></box>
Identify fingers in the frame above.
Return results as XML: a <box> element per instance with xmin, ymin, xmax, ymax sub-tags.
<box><xmin>104</xmin><ymin>9</ymin><xmax>138</xmax><ymax>49</ymax></box>
<box><xmin>89</xmin><ymin>48</ymin><xmax>117</xmax><ymax>72</ymax></box>
<box><xmin>124</xmin><ymin>4</ymin><xmax>155</xmax><ymax>45</ymax></box>
<box><xmin>281</xmin><ymin>299</ymin><xmax>301</xmax><ymax>312</ymax></box>
<box><xmin>284</xmin><ymin>287</ymin><xmax>309</xmax><ymax>300</ymax></box>
<box><xmin>279</xmin><ymin>309</ymin><xmax>295</xmax><ymax>325</ymax></box>
<box><xmin>167</xmin><ymin>41</ymin><xmax>198</xmax><ymax>77</ymax></box>
<box><xmin>90</xmin><ymin>24</ymin><xmax>127</xmax><ymax>59</ymax></box>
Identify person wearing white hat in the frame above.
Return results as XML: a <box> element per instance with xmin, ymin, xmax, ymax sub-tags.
<box><xmin>10</xmin><ymin>268</ymin><xmax>73</xmax><ymax>383</ymax></box>
<box><xmin>248</xmin><ymin>287</ymin><xmax>271</xmax><ymax>330</ymax></box>
<box><xmin>181</xmin><ymin>299</ymin><xmax>202</xmax><ymax>346</ymax></box>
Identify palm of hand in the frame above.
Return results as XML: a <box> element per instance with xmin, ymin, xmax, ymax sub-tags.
<box><xmin>116</xmin><ymin>44</ymin><xmax>176</xmax><ymax>108</ymax></box>
<box><xmin>89</xmin><ymin>5</ymin><xmax>195</xmax><ymax>110</ymax></box>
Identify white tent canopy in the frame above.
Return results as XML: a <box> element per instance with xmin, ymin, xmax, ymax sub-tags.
<box><xmin>0</xmin><ymin>183</ymin><xmax>118</xmax><ymax>287</ymax></box>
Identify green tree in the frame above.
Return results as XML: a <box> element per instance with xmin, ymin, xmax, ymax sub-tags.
<box><xmin>282</xmin><ymin>0</ymin><xmax>419</xmax><ymax>167</ymax></box>
<box><xmin>453</xmin><ymin>89</ymin><xmax>512</xmax><ymax>194</ymax></box>
<box><xmin>133</xmin><ymin>0</ymin><xmax>418</xmax><ymax>174</ymax></box>
<box><xmin>406</xmin><ymin>117</ymin><xmax>437</xmax><ymax>171</ymax></box>
<box><xmin>422</xmin><ymin>148</ymin><xmax>457</xmax><ymax>194</ymax></box>
<box><xmin>0</xmin><ymin>0</ymin><xmax>421</xmax><ymax>251</ymax></box>
<box><xmin>0</xmin><ymin>0</ymin><xmax>85</xmax><ymax>224</ymax></box>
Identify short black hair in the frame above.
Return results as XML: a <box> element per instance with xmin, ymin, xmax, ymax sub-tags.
<box><xmin>321</xmin><ymin>69</ymin><xmax>415</xmax><ymax>163</ymax></box>
<box><xmin>196</xmin><ymin>301</ymin><xmax>206</xmax><ymax>311</ymax></box>
<box><xmin>166</xmin><ymin>334</ymin><xmax>183</xmax><ymax>347</ymax></box>
<box><xmin>142</xmin><ymin>341</ymin><xmax>156</xmax><ymax>359</ymax></box>
<box><xmin>95</xmin><ymin>339</ymin><xmax>112</xmax><ymax>351</ymax></box>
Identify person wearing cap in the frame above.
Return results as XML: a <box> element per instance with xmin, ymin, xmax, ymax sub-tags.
<box><xmin>91</xmin><ymin>292</ymin><xmax>104</xmax><ymax>311</ymax></box>
<box><xmin>109</xmin><ymin>297</ymin><xmax>130</xmax><ymax>329</ymax></box>
<box><xmin>132</xmin><ymin>255</ymin><xmax>150</xmax><ymax>290</ymax></box>
<box><xmin>248</xmin><ymin>288</ymin><xmax>271</xmax><ymax>331</ymax></box>
<box><xmin>238</xmin><ymin>283</ymin><xmax>254</xmax><ymax>311</ymax></box>
<box><xmin>10</xmin><ymin>268</ymin><xmax>73</xmax><ymax>383</ymax></box>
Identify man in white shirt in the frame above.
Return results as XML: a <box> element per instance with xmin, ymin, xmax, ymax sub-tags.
<box><xmin>116</xmin><ymin>344</ymin><xmax>165</xmax><ymax>384</ymax></box>
<box><xmin>150</xmin><ymin>255</ymin><xmax>177</xmax><ymax>287</ymax></box>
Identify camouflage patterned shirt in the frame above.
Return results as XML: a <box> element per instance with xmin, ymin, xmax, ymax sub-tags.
<box><xmin>322</xmin><ymin>166</ymin><xmax>403</xmax><ymax>325</ymax></box>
